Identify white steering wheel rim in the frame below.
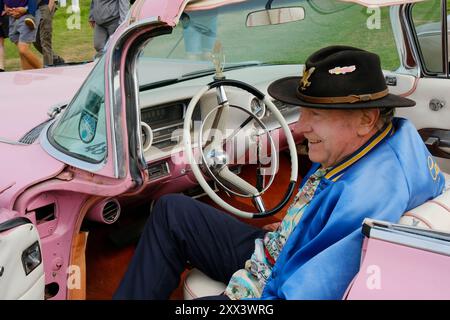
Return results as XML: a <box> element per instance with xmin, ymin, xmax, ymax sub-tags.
<box><xmin>183</xmin><ymin>84</ymin><xmax>298</xmax><ymax>219</ymax></box>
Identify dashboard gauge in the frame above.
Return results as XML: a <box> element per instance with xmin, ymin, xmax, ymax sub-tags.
<box><xmin>141</xmin><ymin>122</ymin><xmax>153</xmax><ymax>152</ymax></box>
<box><xmin>250</xmin><ymin>98</ymin><xmax>265</xmax><ymax>118</ymax></box>
<box><xmin>79</xmin><ymin>111</ymin><xmax>98</xmax><ymax>143</ymax></box>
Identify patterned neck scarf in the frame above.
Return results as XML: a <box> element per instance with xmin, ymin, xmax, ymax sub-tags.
<box><xmin>225</xmin><ymin>167</ymin><xmax>327</xmax><ymax>300</ymax></box>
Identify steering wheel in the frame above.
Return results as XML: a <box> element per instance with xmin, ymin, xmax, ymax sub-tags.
<box><xmin>183</xmin><ymin>79</ymin><xmax>298</xmax><ymax>219</ymax></box>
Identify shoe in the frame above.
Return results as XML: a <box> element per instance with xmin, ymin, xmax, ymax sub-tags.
<box><xmin>0</xmin><ymin>69</ymin><xmax>4</xmax><ymax>72</ymax></box>
<box><xmin>53</xmin><ymin>57</ymin><xmax>65</xmax><ymax>66</ymax></box>
<box><xmin>24</xmin><ymin>17</ymin><xmax>36</xmax><ymax>30</ymax></box>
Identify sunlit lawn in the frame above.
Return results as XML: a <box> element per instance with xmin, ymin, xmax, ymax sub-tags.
<box><xmin>4</xmin><ymin>0</ymin><xmax>443</xmax><ymax>71</ymax></box>
<box><xmin>4</xmin><ymin>0</ymin><xmax>95</xmax><ymax>71</ymax></box>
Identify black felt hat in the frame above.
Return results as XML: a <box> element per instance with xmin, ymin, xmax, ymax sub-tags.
<box><xmin>267</xmin><ymin>46</ymin><xmax>415</xmax><ymax>109</ymax></box>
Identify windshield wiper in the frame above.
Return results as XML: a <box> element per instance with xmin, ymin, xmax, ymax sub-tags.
<box><xmin>140</xmin><ymin>62</ymin><xmax>266</xmax><ymax>92</ymax></box>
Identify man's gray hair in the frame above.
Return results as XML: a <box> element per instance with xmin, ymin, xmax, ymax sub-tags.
<box><xmin>378</xmin><ymin>107</ymin><xmax>395</xmax><ymax>128</ymax></box>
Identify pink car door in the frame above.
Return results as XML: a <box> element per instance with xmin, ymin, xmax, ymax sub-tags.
<box><xmin>345</xmin><ymin>219</ymin><xmax>450</xmax><ymax>299</ymax></box>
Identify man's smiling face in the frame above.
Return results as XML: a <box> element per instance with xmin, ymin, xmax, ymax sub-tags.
<box><xmin>296</xmin><ymin>108</ymin><xmax>371</xmax><ymax>168</ymax></box>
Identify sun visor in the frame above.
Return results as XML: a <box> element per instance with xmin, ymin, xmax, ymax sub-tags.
<box><xmin>340</xmin><ymin>0</ymin><xmax>425</xmax><ymax>7</ymax></box>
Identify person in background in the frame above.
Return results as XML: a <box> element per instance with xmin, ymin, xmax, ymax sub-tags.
<box><xmin>181</xmin><ymin>9</ymin><xmax>218</xmax><ymax>60</ymax></box>
<box><xmin>2</xmin><ymin>0</ymin><xmax>42</xmax><ymax>69</ymax></box>
<box><xmin>33</xmin><ymin>0</ymin><xmax>64</xmax><ymax>67</ymax></box>
<box><xmin>89</xmin><ymin>0</ymin><xmax>129</xmax><ymax>56</ymax></box>
<box><xmin>113</xmin><ymin>46</ymin><xmax>445</xmax><ymax>300</ymax></box>
<box><xmin>0</xmin><ymin>8</ymin><xmax>8</xmax><ymax>71</ymax></box>
<box><xmin>1</xmin><ymin>0</ymin><xmax>37</xmax><ymax>30</ymax></box>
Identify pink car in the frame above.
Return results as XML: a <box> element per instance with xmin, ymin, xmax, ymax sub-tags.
<box><xmin>0</xmin><ymin>0</ymin><xmax>449</xmax><ymax>300</ymax></box>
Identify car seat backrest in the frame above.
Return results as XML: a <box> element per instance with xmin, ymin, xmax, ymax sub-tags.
<box><xmin>398</xmin><ymin>172</ymin><xmax>450</xmax><ymax>231</ymax></box>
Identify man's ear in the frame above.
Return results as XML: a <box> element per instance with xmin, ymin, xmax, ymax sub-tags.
<box><xmin>357</xmin><ymin>109</ymin><xmax>380</xmax><ymax>136</ymax></box>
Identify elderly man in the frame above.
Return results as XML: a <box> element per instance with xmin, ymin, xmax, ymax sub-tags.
<box><xmin>114</xmin><ymin>46</ymin><xmax>445</xmax><ymax>300</ymax></box>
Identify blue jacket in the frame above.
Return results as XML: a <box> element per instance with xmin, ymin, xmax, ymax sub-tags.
<box><xmin>261</xmin><ymin>118</ymin><xmax>445</xmax><ymax>299</ymax></box>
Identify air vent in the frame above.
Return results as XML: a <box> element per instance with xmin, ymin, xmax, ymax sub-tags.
<box><xmin>86</xmin><ymin>198</ymin><xmax>121</xmax><ymax>224</ymax></box>
<box><xmin>102</xmin><ymin>200</ymin><xmax>120</xmax><ymax>224</ymax></box>
<box><xmin>34</xmin><ymin>203</ymin><xmax>56</xmax><ymax>224</ymax></box>
<box><xmin>19</xmin><ymin>120</ymin><xmax>51</xmax><ymax>144</ymax></box>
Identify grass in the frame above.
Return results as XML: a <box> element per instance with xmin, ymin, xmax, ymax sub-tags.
<box><xmin>4</xmin><ymin>0</ymin><xmax>444</xmax><ymax>72</ymax></box>
<box><xmin>4</xmin><ymin>0</ymin><xmax>95</xmax><ymax>71</ymax></box>
<box><xmin>145</xmin><ymin>3</ymin><xmax>402</xmax><ymax>71</ymax></box>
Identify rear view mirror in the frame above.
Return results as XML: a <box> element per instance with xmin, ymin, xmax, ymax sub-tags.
<box><xmin>246</xmin><ymin>7</ymin><xmax>305</xmax><ymax>27</ymax></box>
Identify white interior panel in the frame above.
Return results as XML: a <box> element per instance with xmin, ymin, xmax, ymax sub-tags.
<box><xmin>0</xmin><ymin>223</ymin><xmax>44</xmax><ymax>300</ymax></box>
<box><xmin>397</xmin><ymin>77</ymin><xmax>450</xmax><ymax>173</ymax></box>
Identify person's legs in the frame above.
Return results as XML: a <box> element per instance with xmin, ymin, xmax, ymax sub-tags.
<box><xmin>93</xmin><ymin>23</ymin><xmax>108</xmax><ymax>53</ymax></box>
<box><xmin>94</xmin><ymin>18</ymin><xmax>119</xmax><ymax>56</ymax></box>
<box><xmin>15</xmin><ymin>14</ymin><xmax>41</xmax><ymax>69</ymax></box>
<box><xmin>17</xmin><ymin>42</ymin><xmax>41</xmax><ymax>69</ymax></box>
<box><xmin>34</xmin><ymin>5</ymin><xmax>53</xmax><ymax>65</ymax></box>
<box><xmin>104</xmin><ymin>18</ymin><xmax>119</xmax><ymax>38</ymax></box>
<box><xmin>33</xmin><ymin>14</ymin><xmax>42</xmax><ymax>52</ymax></box>
<box><xmin>0</xmin><ymin>37</ymin><xmax>4</xmax><ymax>71</ymax></box>
<box><xmin>114</xmin><ymin>194</ymin><xmax>265</xmax><ymax>300</ymax></box>
<box><xmin>0</xmin><ymin>15</ymin><xmax>8</xmax><ymax>71</ymax></box>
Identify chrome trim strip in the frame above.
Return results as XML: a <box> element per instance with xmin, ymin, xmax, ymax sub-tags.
<box><xmin>107</xmin><ymin>16</ymin><xmax>162</xmax><ymax>178</ymax></box>
<box><xmin>441</xmin><ymin>0</ymin><xmax>448</xmax><ymax>77</ymax></box>
<box><xmin>132</xmin><ymin>40</ymin><xmax>149</xmax><ymax>170</ymax></box>
<box><xmin>391</xmin><ymin>5</ymin><xmax>419</xmax><ymax>76</ymax></box>
<box><xmin>253</xmin><ymin>196</ymin><xmax>266</xmax><ymax>213</ymax></box>
<box><xmin>0</xmin><ymin>137</ymin><xmax>28</xmax><ymax>146</ymax></box>
<box><xmin>40</xmin><ymin>121</ymin><xmax>106</xmax><ymax>172</ymax></box>
<box><xmin>369</xmin><ymin>225</ymin><xmax>450</xmax><ymax>257</ymax></box>
<box><xmin>152</xmin><ymin>121</ymin><xmax>185</xmax><ymax>132</ymax></box>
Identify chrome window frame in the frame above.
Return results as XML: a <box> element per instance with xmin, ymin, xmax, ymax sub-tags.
<box><xmin>406</xmin><ymin>0</ymin><xmax>449</xmax><ymax>78</ymax></box>
<box><xmin>41</xmin><ymin>17</ymin><xmax>162</xmax><ymax>177</ymax></box>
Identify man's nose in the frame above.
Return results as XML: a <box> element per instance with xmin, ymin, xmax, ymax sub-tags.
<box><xmin>294</xmin><ymin>111</ymin><xmax>311</xmax><ymax>135</ymax></box>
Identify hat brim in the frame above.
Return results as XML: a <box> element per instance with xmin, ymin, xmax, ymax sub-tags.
<box><xmin>267</xmin><ymin>77</ymin><xmax>416</xmax><ymax>109</ymax></box>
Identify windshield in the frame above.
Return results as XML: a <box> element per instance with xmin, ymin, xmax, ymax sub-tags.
<box><xmin>138</xmin><ymin>0</ymin><xmax>399</xmax><ymax>87</ymax></box>
<box><xmin>46</xmin><ymin>0</ymin><xmax>401</xmax><ymax>164</ymax></box>
<box><xmin>49</xmin><ymin>56</ymin><xmax>107</xmax><ymax>163</ymax></box>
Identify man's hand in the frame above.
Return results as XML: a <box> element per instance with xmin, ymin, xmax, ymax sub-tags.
<box><xmin>48</xmin><ymin>0</ymin><xmax>56</xmax><ymax>14</ymax></box>
<box><xmin>262</xmin><ymin>222</ymin><xmax>281</xmax><ymax>232</ymax></box>
<box><xmin>4</xmin><ymin>7</ymin><xmax>13</xmax><ymax>16</ymax></box>
<box><xmin>89</xmin><ymin>20</ymin><xmax>95</xmax><ymax>28</ymax></box>
<box><xmin>9</xmin><ymin>7</ymin><xmax>27</xmax><ymax>19</ymax></box>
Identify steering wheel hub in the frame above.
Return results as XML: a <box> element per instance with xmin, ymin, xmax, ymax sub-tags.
<box><xmin>183</xmin><ymin>79</ymin><xmax>298</xmax><ymax>219</ymax></box>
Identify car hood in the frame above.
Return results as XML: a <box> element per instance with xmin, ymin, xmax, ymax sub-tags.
<box><xmin>0</xmin><ymin>142</ymin><xmax>66</xmax><ymax>209</ymax></box>
<box><xmin>0</xmin><ymin>64</ymin><xmax>93</xmax><ymax>141</ymax></box>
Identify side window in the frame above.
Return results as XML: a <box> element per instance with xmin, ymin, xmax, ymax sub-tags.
<box><xmin>412</xmin><ymin>0</ymin><xmax>448</xmax><ymax>74</ymax></box>
<box><xmin>49</xmin><ymin>57</ymin><xmax>107</xmax><ymax>163</ymax></box>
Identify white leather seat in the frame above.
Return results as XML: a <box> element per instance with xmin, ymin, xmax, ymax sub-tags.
<box><xmin>399</xmin><ymin>172</ymin><xmax>450</xmax><ymax>231</ymax></box>
<box><xmin>183</xmin><ymin>172</ymin><xmax>450</xmax><ymax>299</ymax></box>
<box><xmin>183</xmin><ymin>268</ymin><xmax>227</xmax><ymax>300</ymax></box>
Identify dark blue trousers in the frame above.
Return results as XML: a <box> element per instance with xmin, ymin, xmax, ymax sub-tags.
<box><xmin>113</xmin><ymin>194</ymin><xmax>265</xmax><ymax>300</ymax></box>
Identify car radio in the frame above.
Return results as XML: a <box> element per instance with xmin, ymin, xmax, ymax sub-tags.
<box><xmin>141</xmin><ymin>100</ymin><xmax>188</xmax><ymax>149</ymax></box>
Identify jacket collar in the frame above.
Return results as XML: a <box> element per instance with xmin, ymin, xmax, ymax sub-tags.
<box><xmin>324</xmin><ymin>121</ymin><xmax>394</xmax><ymax>182</ymax></box>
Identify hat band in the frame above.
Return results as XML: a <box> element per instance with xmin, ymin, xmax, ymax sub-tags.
<box><xmin>296</xmin><ymin>88</ymin><xmax>389</xmax><ymax>104</ymax></box>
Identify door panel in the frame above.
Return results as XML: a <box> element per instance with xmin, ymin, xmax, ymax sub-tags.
<box><xmin>0</xmin><ymin>217</ymin><xmax>44</xmax><ymax>300</ymax></box>
<box><xmin>383</xmin><ymin>71</ymin><xmax>416</xmax><ymax>96</ymax></box>
<box><xmin>397</xmin><ymin>78</ymin><xmax>450</xmax><ymax>173</ymax></box>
